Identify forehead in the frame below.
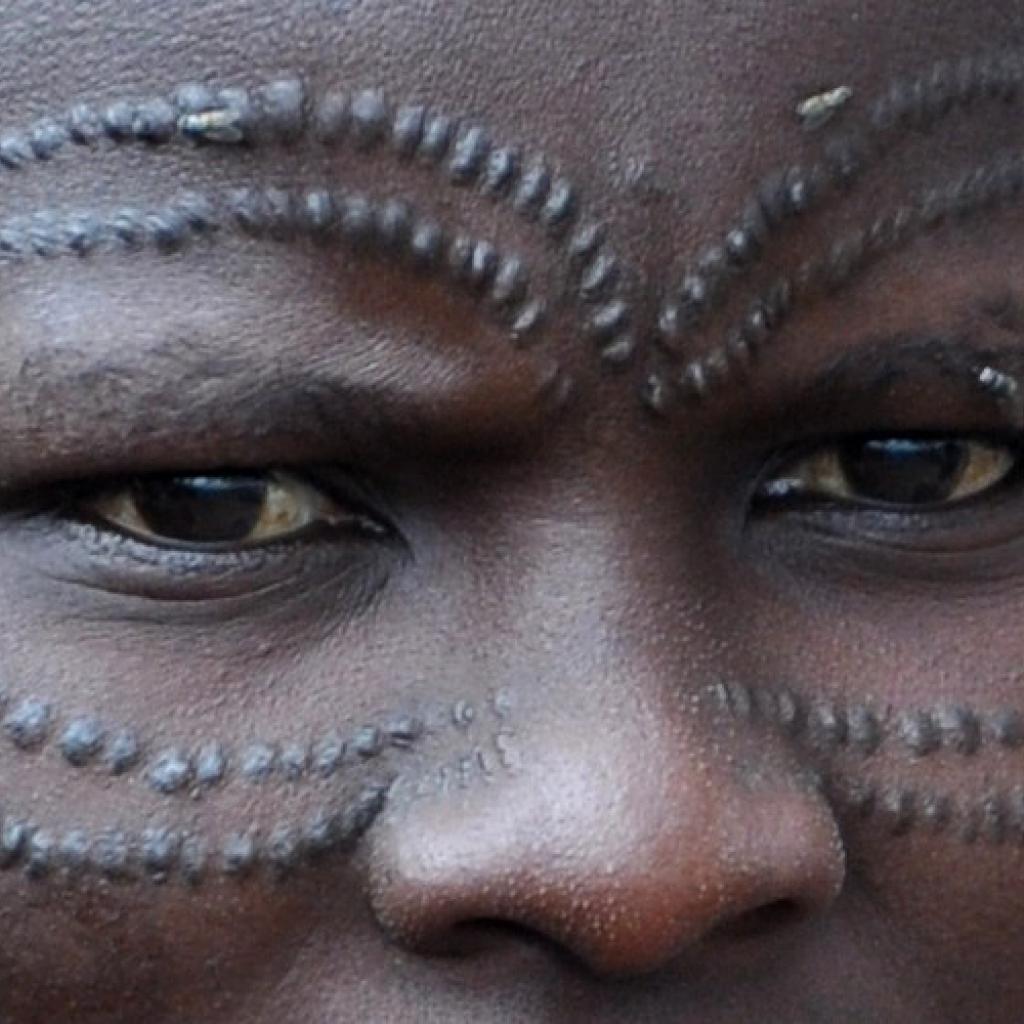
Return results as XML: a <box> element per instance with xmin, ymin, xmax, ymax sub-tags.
<box><xmin>4</xmin><ymin>0</ymin><xmax>1015</xmax><ymax>200</ymax></box>
<box><xmin>0</xmin><ymin>0</ymin><xmax>1021</xmax><ymax>431</ymax></box>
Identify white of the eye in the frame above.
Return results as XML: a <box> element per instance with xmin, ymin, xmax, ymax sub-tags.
<box><xmin>88</xmin><ymin>471</ymin><xmax>344</xmax><ymax>545</ymax></box>
<box><xmin>769</xmin><ymin>440</ymin><xmax>1015</xmax><ymax>505</ymax></box>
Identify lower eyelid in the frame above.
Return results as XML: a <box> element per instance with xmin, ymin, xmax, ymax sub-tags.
<box><xmin>2</xmin><ymin>508</ymin><xmax>400</xmax><ymax>614</ymax></box>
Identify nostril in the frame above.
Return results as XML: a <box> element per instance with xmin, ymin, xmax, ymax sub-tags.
<box><xmin>436</xmin><ymin>918</ymin><xmax>569</xmax><ymax>961</ymax></box>
<box><xmin>710</xmin><ymin>899</ymin><xmax>804</xmax><ymax>942</ymax></box>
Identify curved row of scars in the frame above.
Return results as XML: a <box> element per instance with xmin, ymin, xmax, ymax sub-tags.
<box><xmin>2</xmin><ymin>676</ymin><xmax>1024</xmax><ymax>889</ymax></box>
<box><xmin>0</xmin><ymin>75</ymin><xmax>634</xmax><ymax>381</ymax></box>
<box><xmin>0</xmin><ymin>689</ymin><xmax>513</xmax><ymax>887</ymax></box>
<box><xmin>650</xmin><ymin>49</ymin><xmax>1024</xmax><ymax>411</ymax></box>
<box><xmin>0</xmin><ymin>56</ymin><xmax>1023</xmax><ymax>412</ymax></box>
<box><xmin>709</xmin><ymin>681</ymin><xmax>1024</xmax><ymax>849</ymax></box>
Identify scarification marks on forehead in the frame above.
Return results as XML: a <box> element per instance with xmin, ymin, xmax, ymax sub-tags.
<box><xmin>0</xmin><ymin>77</ymin><xmax>637</xmax><ymax>370</ymax></box>
<box><xmin>1</xmin><ymin>55</ymin><xmax>1020</xmax><ymax>412</ymax></box>
<box><xmin>0</xmin><ymin>186</ymin><xmax>549</xmax><ymax>342</ymax></box>
<box><xmin>645</xmin><ymin>50</ymin><xmax>1024</xmax><ymax>415</ymax></box>
<box><xmin>675</xmin><ymin>155</ymin><xmax>1024</xmax><ymax>402</ymax></box>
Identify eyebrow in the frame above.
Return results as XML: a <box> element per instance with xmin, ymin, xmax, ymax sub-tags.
<box><xmin>0</xmin><ymin>320</ymin><xmax>559</xmax><ymax>492</ymax></box>
<box><xmin>773</xmin><ymin>332</ymin><xmax>1024</xmax><ymax>438</ymax></box>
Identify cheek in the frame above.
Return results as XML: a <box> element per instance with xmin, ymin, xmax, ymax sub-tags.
<box><xmin>704</xmin><ymin>655</ymin><xmax>1024</xmax><ymax>994</ymax></box>
<box><xmin>0</xmin><ymin>625</ymin><xmax>500</xmax><ymax>1018</ymax></box>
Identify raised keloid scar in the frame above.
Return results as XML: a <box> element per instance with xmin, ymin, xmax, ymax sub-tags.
<box><xmin>0</xmin><ymin>78</ymin><xmax>635</xmax><ymax>370</ymax></box>
<box><xmin>645</xmin><ymin>50</ymin><xmax>1024</xmax><ymax>415</ymax></box>
<box><xmin>708</xmin><ymin>681</ymin><xmax>1024</xmax><ymax>847</ymax></box>
<box><xmin>2</xmin><ymin>55</ymin><xmax>1022</xmax><ymax>415</ymax></box>
<box><xmin>0</xmin><ymin>687</ymin><xmax>507</xmax><ymax>886</ymax></box>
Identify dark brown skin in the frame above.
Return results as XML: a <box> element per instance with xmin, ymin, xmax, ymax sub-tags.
<box><xmin>2</xmin><ymin>1</ymin><xmax>1024</xmax><ymax>1021</ymax></box>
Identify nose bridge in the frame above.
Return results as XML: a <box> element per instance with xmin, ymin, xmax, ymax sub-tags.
<box><xmin>367</xmin><ymin>686</ymin><xmax>846</xmax><ymax>976</ymax></box>
<box><xmin>485</xmin><ymin>481</ymin><xmax>720</xmax><ymax>694</ymax></box>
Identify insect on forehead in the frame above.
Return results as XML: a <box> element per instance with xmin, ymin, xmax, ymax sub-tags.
<box><xmin>795</xmin><ymin>85</ymin><xmax>854</xmax><ymax>131</ymax></box>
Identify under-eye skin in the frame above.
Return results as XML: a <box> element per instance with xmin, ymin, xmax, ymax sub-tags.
<box><xmin>80</xmin><ymin>469</ymin><xmax>385</xmax><ymax>551</ymax></box>
<box><xmin>757</xmin><ymin>435</ymin><xmax>1018</xmax><ymax>511</ymax></box>
<box><xmin>0</xmin><ymin>466</ymin><xmax>401</xmax><ymax>604</ymax></box>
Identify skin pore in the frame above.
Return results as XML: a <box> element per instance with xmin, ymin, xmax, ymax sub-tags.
<box><xmin>4</xmin><ymin>0</ymin><xmax>1024</xmax><ymax>1021</ymax></box>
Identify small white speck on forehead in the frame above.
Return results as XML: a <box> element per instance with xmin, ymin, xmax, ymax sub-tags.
<box><xmin>795</xmin><ymin>85</ymin><xmax>854</xmax><ymax>131</ymax></box>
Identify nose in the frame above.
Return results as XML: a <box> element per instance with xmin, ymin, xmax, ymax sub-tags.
<box><xmin>367</xmin><ymin>708</ymin><xmax>845</xmax><ymax>977</ymax></box>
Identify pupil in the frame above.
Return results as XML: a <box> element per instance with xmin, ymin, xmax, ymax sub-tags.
<box><xmin>130</xmin><ymin>475</ymin><xmax>267</xmax><ymax>543</ymax></box>
<box><xmin>838</xmin><ymin>439</ymin><xmax>967</xmax><ymax>505</ymax></box>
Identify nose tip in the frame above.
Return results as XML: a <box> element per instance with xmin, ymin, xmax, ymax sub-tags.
<box><xmin>367</xmin><ymin>738</ymin><xmax>845</xmax><ymax>977</ymax></box>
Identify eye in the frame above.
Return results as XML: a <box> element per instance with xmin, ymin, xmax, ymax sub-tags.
<box><xmin>759</xmin><ymin>437</ymin><xmax>1018</xmax><ymax>509</ymax></box>
<box><xmin>80</xmin><ymin>470</ymin><xmax>384</xmax><ymax>549</ymax></box>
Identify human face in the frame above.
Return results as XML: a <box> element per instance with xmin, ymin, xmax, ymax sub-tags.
<box><xmin>1</xmin><ymin>1</ymin><xmax>1024</xmax><ymax>1020</ymax></box>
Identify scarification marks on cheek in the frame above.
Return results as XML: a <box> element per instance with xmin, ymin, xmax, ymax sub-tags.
<box><xmin>706</xmin><ymin>682</ymin><xmax>1024</xmax><ymax>849</ymax></box>
<box><xmin>0</xmin><ymin>781</ymin><xmax>393</xmax><ymax>886</ymax></box>
<box><xmin>826</xmin><ymin>773</ymin><xmax>1024</xmax><ymax>848</ymax></box>
<box><xmin>0</xmin><ymin>77</ymin><xmax>637</xmax><ymax>370</ymax></box>
<box><xmin>644</xmin><ymin>50</ymin><xmax>1024</xmax><ymax>415</ymax></box>
<box><xmin>0</xmin><ymin>687</ymin><xmax>483</xmax><ymax>796</ymax></box>
<box><xmin>0</xmin><ymin>692</ymin><xmax>512</xmax><ymax>887</ymax></box>
<box><xmin>705</xmin><ymin>681</ymin><xmax>1024</xmax><ymax>759</ymax></box>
